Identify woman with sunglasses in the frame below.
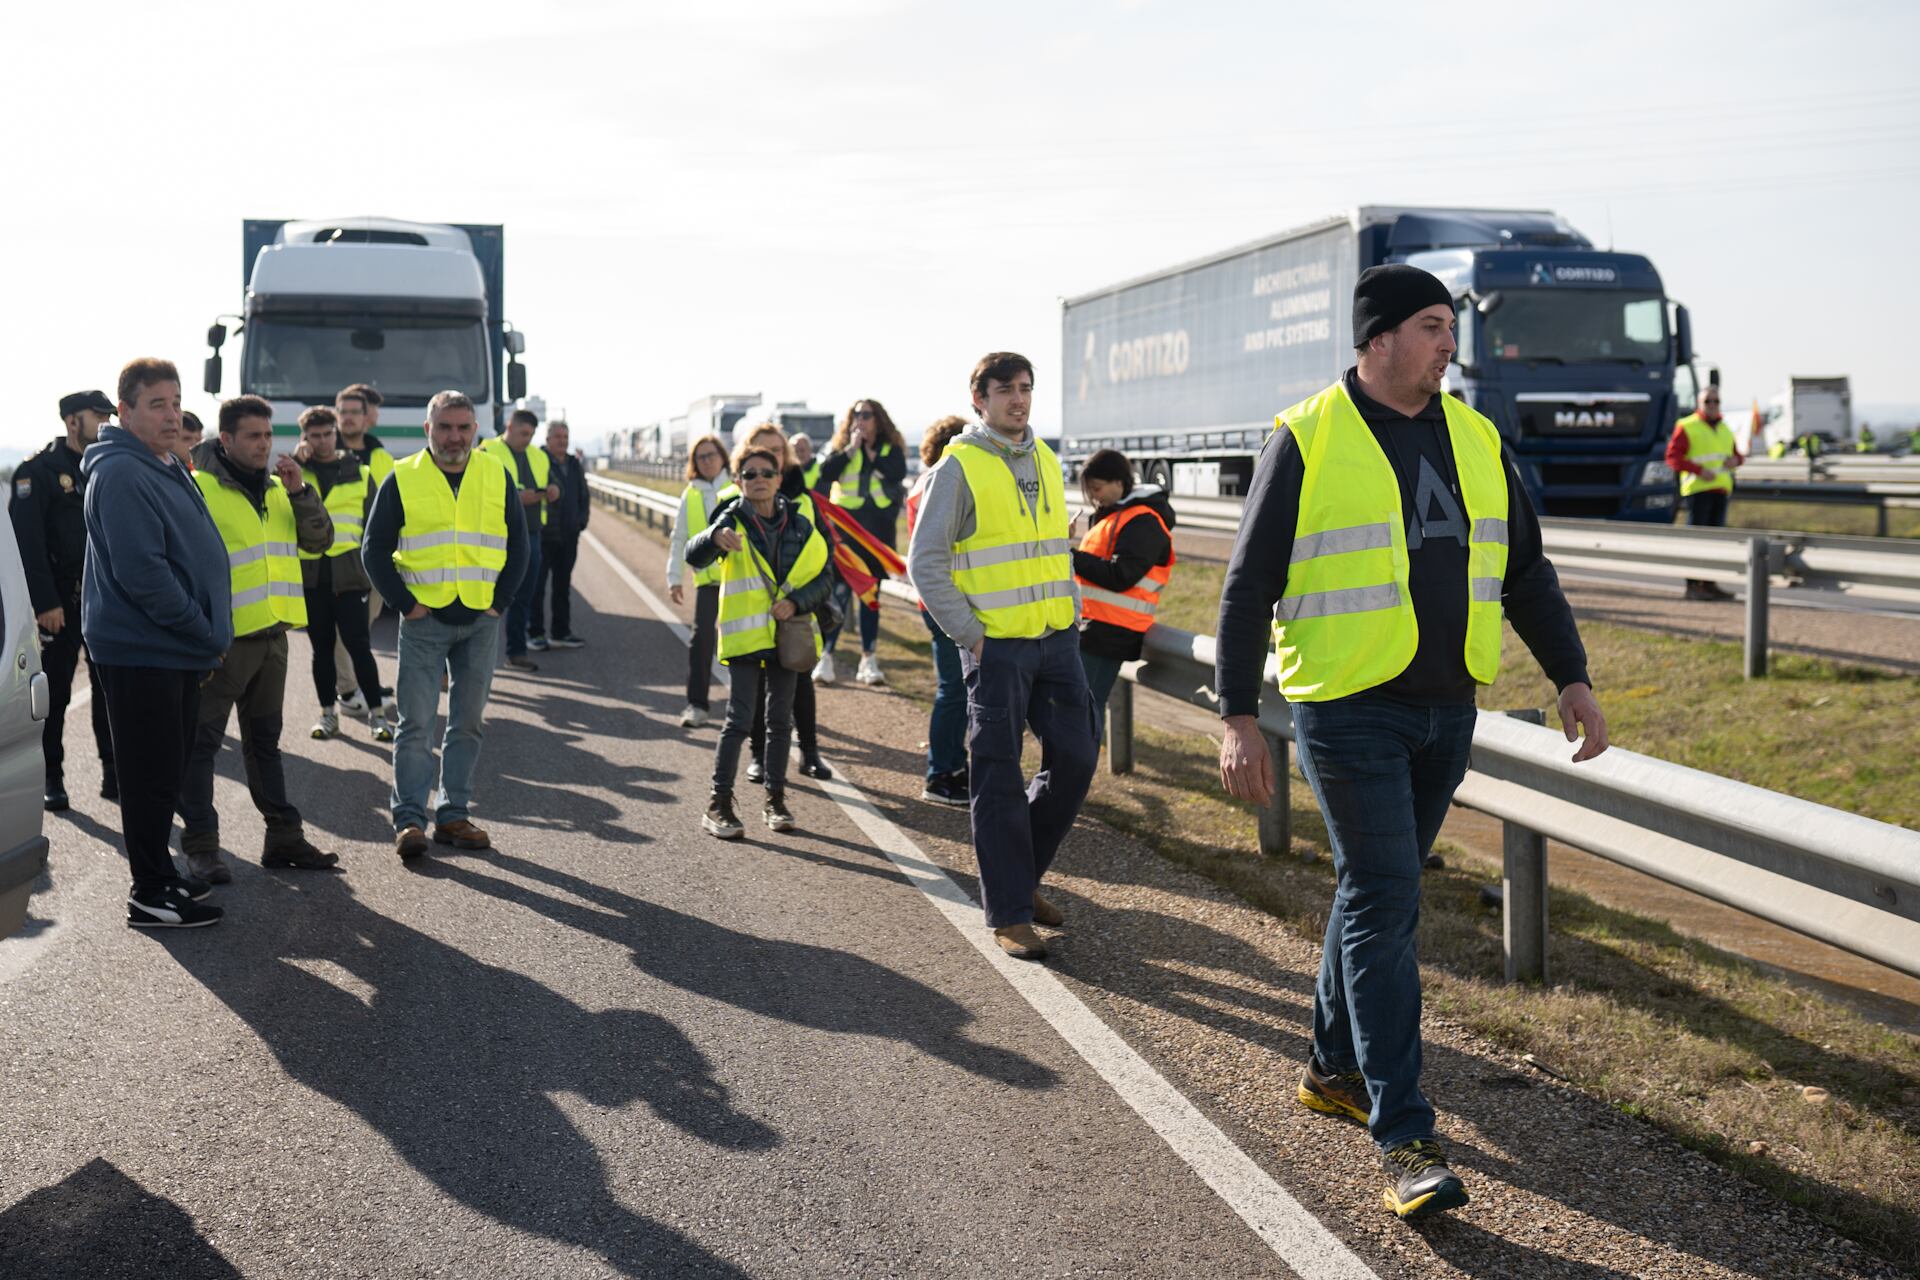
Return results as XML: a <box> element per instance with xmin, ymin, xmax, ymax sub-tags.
<box><xmin>682</xmin><ymin>440</ymin><xmax>835</xmax><ymax>838</ymax></box>
<box><xmin>667</xmin><ymin>433</ymin><xmax>731</xmax><ymax>727</ymax></box>
<box><xmin>815</xmin><ymin>398</ymin><xmax>908</xmax><ymax>686</ymax></box>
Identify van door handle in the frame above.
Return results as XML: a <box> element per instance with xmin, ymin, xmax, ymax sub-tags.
<box><xmin>28</xmin><ymin>671</ymin><xmax>49</xmax><ymax>721</ymax></box>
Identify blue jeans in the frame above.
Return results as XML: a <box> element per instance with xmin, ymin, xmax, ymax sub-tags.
<box><xmin>825</xmin><ymin>577</ymin><xmax>880</xmax><ymax>655</ymax></box>
<box><xmin>1078</xmin><ymin>649</ymin><xmax>1125</xmax><ymax>755</ymax></box>
<box><xmin>961</xmin><ymin>628</ymin><xmax>1097</xmax><ymax>928</ymax></box>
<box><xmin>392</xmin><ymin>613</ymin><xmax>502</xmax><ymax>831</ymax></box>
<box><xmin>1291</xmin><ymin>697</ymin><xmax>1476</xmax><ymax>1152</ymax></box>
<box><xmin>922</xmin><ymin>610</ymin><xmax>967</xmax><ymax>778</ymax></box>
<box><xmin>505</xmin><ymin>536</ymin><xmax>544</xmax><ymax>657</ymax></box>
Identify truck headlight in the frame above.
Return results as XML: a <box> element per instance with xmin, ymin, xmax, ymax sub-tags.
<box><xmin>1640</xmin><ymin>461</ymin><xmax>1675</xmax><ymax>485</ymax></box>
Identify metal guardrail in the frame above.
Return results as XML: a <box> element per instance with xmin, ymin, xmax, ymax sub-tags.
<box><xmin>589</xmin><ymin>472</ymin><xmax>1920</xmax><ymax>984</ymax></box>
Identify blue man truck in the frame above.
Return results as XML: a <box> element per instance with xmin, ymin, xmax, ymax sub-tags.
<box><xmin>204</xmin><ymin>217</ymin><xmax>529</xmax><ymax>450</ymax></box>
<box><xmin>1060</xmin><ymin>206</ymin><xmax>1691</xmax><ymax>520</ymax></box>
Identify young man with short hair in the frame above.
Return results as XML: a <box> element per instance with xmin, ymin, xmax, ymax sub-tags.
<box><xmin>531</xmin><ymin>419</ymin><xmax>589</xmax><ymax>649</ymax></box>
<box><xmin>478</xmin><ymin>408</ymin><xmax>557</xmax><ymax>670</ymax></box>
<box><xmin>9</xmin><ymin>389</ymin><xmax>117</xmax><ymax>809</ymax></box>
<box><xmin>363</xmin><ymin>391</ymin><xmax>528</xmax><ymax>860</ymax></box>
<box><xmin>907</xmin><ymin>353</ymin><xmax>1096</xmax><ymax>961</ymax></box>
<box><xmin>179</xmin><ymin>397</ymin><xmax>340</xmax><ymax>883</ymax></box>
<box><xmin>330</xmin><ymin>383</ymin><xmax>395</xmax><ymax>713</ymax></box>
<box><xmin>296</xmin><ymin>405</ymin><xmax>392</xmax><ymax>742</ymax></box>
<box><xmin>82</xmin><ymin>359</ymin><xmax>232</xmax><ymax>927</ymax></box>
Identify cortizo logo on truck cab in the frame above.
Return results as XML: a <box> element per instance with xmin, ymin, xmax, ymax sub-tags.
<box><xmin>1530</xmin><ymin>262</ymin><xmax>1619</xmax><ymax>285</ymax></box>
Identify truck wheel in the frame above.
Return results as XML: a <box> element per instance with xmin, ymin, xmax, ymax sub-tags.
<box><xmin>1146</xmin><ymin>461</ymin><xmax>1172</xmax><ymax>490</ymax></box>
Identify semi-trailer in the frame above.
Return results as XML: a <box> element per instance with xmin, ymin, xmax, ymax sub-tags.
<box><xmin>205</xmin><ymin>216</ymin><xmax>529</xmax><ymax>453</ymax></box>
<box><xmin>1061</xmin><ymin>206</ymin><xmax>1694</xmax><ymax>521</ymax></box>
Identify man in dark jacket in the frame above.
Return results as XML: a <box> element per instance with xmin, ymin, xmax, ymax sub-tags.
<box><xmin>1070</xmin><ymin>450</ymin><xmax>1176</xmax><ymax>751</ymax></box>
<box><xmin>9</xmin><ymin>389</ymin><xmax>117</xmax><ymax>809</ymax></box>
<box><xmin>82</xmin><ymin>359</ymin><xmax>232</xmax><ymax>929</ymax></box>
<box><xmin>530</xmin><ymin>419</ymin><xmax>590</xmax><ymax>650</ymax></box>
<box><xmin>179</xmin><ymin>398</ymin><xmax>339</xmax><ymax>884</ymax></box>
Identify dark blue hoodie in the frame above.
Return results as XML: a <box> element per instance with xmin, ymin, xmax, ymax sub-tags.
<box><xmin>80</xmin><ymin>426</ymin><xmax>233</xmax><ymax>669</ymax></box>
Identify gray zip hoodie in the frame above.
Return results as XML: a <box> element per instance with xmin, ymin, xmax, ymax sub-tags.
<box><xmin>907</xmin><ymin>422</ymin><xmax>1079</xmax><ymax>651</ymax></box>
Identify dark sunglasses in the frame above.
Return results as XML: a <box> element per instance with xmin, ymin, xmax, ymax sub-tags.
<box><xmin>852</xmin><ymin>409</ymin><xmax>875</xmax><ymax>420</ymax></box>
<box><xmin>739</xmin><ymin>467</ymin><xmax>779</xmax><ymax>481</ymax></box>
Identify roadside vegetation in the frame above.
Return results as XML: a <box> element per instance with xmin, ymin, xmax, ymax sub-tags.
<box><xmin>609</xmin><ymin>500</ymin><xmax>1920</xmax><ymax>1269</ymax></box>
<box><xmin>1728</xmin><ymin>498</ymin><xmax>1920</xmax><ymax>541</ymax></box>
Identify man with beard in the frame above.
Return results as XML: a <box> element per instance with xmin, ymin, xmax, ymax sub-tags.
<box><xmin>1665</xmin><ymin>384</ymin><xmax>1744</xmax><ymax>600</ymax></box>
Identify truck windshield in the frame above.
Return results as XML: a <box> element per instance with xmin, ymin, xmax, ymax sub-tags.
<box><xmin>243</xmin><ymin>313</ymin><xmax>489</xmax><ymax>402</ymax></box>
<box><xmin>1484</xmin><ymin>291</ymin><xmax>1667</xmax><ymax>364</ymax></box>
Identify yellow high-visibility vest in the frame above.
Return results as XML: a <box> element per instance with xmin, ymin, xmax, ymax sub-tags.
<box><xmin>681</xmin><ymin>484</ymin><xmax>724</xmax><ymax>588</ymax></box>
<box><xmin>715</xmin><ymin>503</ymin><xmax>830</xmax><ymax>662</ymax></box>
<box><xmin>1676</xmin><ymin>414</ymin><xmax>1736</xmax><ymax>497</ymax></box>
<box><xmin>298</xmin><ymin>461</ymin><xmax>369</xmax><ymax>560</ymax></box>
<box><xmin>946</xmin><ymin>437</ymin><xmax>1075</xmax><ymax>639</ymax></box>
<box><xmin>391</xmin><ymin>450</ymin><xmax>511</xmax><ymax>610</ymax></box>
<box><xmin>1272</xmin><ymin>383</ymin><xmax>1509</xmax><ymax>702</ymax></box>
<box><xmin>831</xmin><ymin>443</ymin><xmax>896</xmax><ymax>511</ymax></box>
<box><xmin>194</xmin><ymin>471</ymin><xmax>307</xmax><ymax>635</ymax></box>
<box><xmin>479</xmin><ymin>437</ymin><xmax>552</xmax><ymax>526</ymax></box>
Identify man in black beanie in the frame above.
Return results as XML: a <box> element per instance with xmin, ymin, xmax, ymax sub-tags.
<box><xmin>1211</xmin><ymin>263</ymin><xmax>1608</xmax><ymax>1221</ymax></box>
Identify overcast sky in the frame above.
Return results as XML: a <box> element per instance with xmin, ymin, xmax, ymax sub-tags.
<box><xmin>7</xmin><ymin>0</ymin><xmax>1917</xmax><ymax>455</ymax></box>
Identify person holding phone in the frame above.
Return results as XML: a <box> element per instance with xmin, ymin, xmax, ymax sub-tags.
<box><xmin>682</xmin><ymin>439</ymin><xmax>833</xmax><ymax>840</ymax></box>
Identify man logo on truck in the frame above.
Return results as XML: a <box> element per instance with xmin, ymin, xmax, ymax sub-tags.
<box><xmin>1554</xmin><ymin>410</ymin><xmax>1616</xmax><ymax>429</ymax></box>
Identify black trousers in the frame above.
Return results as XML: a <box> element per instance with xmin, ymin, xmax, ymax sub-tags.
<box><xmin>751</xmin><ymin>664</ymin><xmax>817</xmax><ymax>759</ymax></box>
<box><xmin>39</xmin><ymin>582</ymin><xmax>113</xmax><ymax>787</ymax></box>
<box><xmin>687</xmin><ymin>583</ymin><xmax>719</xmax><ymax>710</ymax></box>
<box><xmin>179</xmin><ymin>632</ymin><xmax>302</xmax><ymax>853</ymax></box>
<box><xmin>533</xmin><ymin>533</ymin><xmax>580</xmax><ymax>639</ymax></box>
<box><xmin>95</xmin><ymin>663</ymin><xmax>200</xmax><ymax>892</ymax></box>
<box><xmin>304</xmin><ymin>561</ymin><xmax>384</xmax><ymax>710</ymax></box>
<box><xmin>1688</xmin><ymin>489</ymin><xmax>1730</xmax><ymax>527</ymax></box>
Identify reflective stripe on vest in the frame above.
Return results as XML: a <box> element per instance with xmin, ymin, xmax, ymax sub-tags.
<box><xmin>391</xmin><ymin>450</ymin><xmax>511</xmax><ymax>610</ymax></box>
<box><xmin>1677</xmin><ymin>414</ymin><xmax>1737</xmax><ymax>497</ymax></box>
<box><xmin>299</xmin><ymin>465</ymin><xmax>369</xmax><ymax>560</ymax></box>
<box><xmin>479</xmin><ymin>437</ymin><xmax>552</xmax><ymax>525</ymax></box>
<box><xmin>1272</xmin><ymin>384</ymin><xmax>1509</xmax><ymax>702</ymax></box>
<box><xmin>194</xmin><ymin>471</ymin><xmax>307</xmax><ymax>634</ymax></box>
<box><xmin>831</xmin><ymin>443</ymin><xmax>895</xmax><ymax>511</ymax></box>
<box><xmin>946</xmin><ymin>437</ymin><xmax>1075</xmax><ymax>639</ymax></box>
<box><xmin>715</xmin><ymin>506</ymin><xmax>830</xmax><ymax>663</ymax></box>
<box><xmin>682</xmin><ymin>484</ymin><xmax>724</xmax><ymax>588</ymax></box>
<box><xmin>1074</xmin><ymin>503</ymin><xmax>1175</xmax><ymax>633</ymax></box>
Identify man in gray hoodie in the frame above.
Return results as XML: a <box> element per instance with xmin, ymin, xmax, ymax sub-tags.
<box><xmin>907</xmin><ymin>353</ymin><xmax>1095</xmax><ymax>960</ymax></box>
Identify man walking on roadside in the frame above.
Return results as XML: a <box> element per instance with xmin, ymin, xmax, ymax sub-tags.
<box><xmin>363</xmin><ymin>390</ymin><xmax>527</xmax><ymax>862</ymax></box>
<box><xmin>10</xmin><ymin>390</ymin><xmax>118</xmax><ymax>810</ymax></box>
<box><xmin>529</xmin><ymin>418</ymin><xmax>589</xmax><ymax>650</ymax></box>
<box><xmin>908</xmin><ymin>352</ymin><xmax>1096</xmax><ymax>962</ymax></box>
<box><xmin>180</xmin><ymin>397</ymin><xmax>341</xmax><ymax>882</ymax></box>
<box><xmin>479</xmin><ymin>407</ymin><xmax>556</xmax><ymax>671</ymax></box>
<box><xmin>1215</xmin><ymin>266</ymin><xmax>1609</xmax><ymax>1222</ymax></box>
<box><xmin>81</xmin><ymin>359</ymin><xmax>231</xmax><ymax>928</ymax></box>
<box><xmin>1665</xmin><ymin>385</ymin><xmax>1743</xmax><ymax>600</ymax></box>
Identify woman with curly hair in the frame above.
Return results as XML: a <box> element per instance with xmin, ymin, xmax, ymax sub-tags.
<box><xmin>814</xmin><ymin>397</ymin><xmax>907</xmax><ymax>686</ymax></box>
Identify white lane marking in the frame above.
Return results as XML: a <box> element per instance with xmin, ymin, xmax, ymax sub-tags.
<box><xmin>582</xmin><ymin>530</ymin><xmax>1380</xmax><ymax>1280</ymax></box>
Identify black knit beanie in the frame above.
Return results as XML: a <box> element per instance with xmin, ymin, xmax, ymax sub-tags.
<box><xmin>1352</xmin><ymin>264</ymin><xmax>1453</xmax><ymax>349</ymax></box>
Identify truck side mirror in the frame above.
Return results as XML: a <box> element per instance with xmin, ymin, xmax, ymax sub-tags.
<box><xmin>203</xmin><ymin>355</ymin><xmax>222</xmax><ymax>396</ymax></box>
<box><xmin>507</xmin><ymin>362</ymin><xmax>527</xmax><ymax>401</ymax></box>
<box><xmin>505</xmin><ymin>329</ymin><xmax>526</xmax><ymax>356</ymax></box>
<box><xmin>1474</xmin><ymin>290</ymin><xmax>1504</xmax><ymax>316</ymax></box>
<box><xmin>1673</xmin><ymin>304</ymin><xmax>1693</xmax><ymax>368</ymax></box>
<box><xmin>206</xmin><ymin>322</ymin><xmax>228</xmax><ymax>351</ymax></box>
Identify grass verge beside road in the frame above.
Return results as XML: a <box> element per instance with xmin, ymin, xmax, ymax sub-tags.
<box><xmin>1728</xmin><ymin>498</ymin><xmax>1920</xmax><ymax>540</ymax></box>
<box><xmin>608</xmin><ymin>500</ymin><xmax>1920</xmax><ymax>1269</ymax></box>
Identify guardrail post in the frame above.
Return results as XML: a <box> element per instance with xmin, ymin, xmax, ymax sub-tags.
<box><xmin>1107</xmin><ymin>679</ymin><xmax>1134</xmax><ymax>775</ymax></box>
<box><xmin>1258</xmin><ymin>730</ymin><xmax>1291</xmax><ymax>858</ymax></box>
<box><xmin>1498</xmin><ymin>708</ymin><xmax>1548</xmax><ymax>983</ymax></box>
<box><xmin>1745</xmin><ymin>535</ymin><xmax>1770</xmax><ymax>680</ymax></box>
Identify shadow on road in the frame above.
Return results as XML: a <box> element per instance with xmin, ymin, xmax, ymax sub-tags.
<box><xmin>162</xmin><ymin>874</ymin><xmax>760</xmax><ymax>1278</ymax></box>
<box><xmin>0</xmin><ymin>1158</ymin><xmax>240</xmax><ymax>1279</ymax></box>
<box><xmin>433</xmin><ymin>850</ymin><xmax>1061</xmax><ymax>1092</ymax></box>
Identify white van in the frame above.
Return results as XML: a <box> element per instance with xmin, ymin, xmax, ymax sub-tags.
<box><xmin>0</xmin><ymin>504</ymin><xmax>51</xmax><ymax>940</ymax></box>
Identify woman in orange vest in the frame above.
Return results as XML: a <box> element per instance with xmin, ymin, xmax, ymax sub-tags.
<box><xmin>1072</xmin><ymin>449</ymin><xmax>1175</xmax><ymax>752</ymax></box>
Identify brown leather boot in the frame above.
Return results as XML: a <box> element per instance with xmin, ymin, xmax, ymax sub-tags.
<box><xmin>262</xmin><ymin>832</ymin><xmax>340</xmax><ymax>871</ymax></box>
<box><xmin>395</xmin><ymin>826</ymin><xmax>430</xmax><ymax>861</ymax></box>
<box><xmin>1032</xmin><ymin>889</ymin><xmax>1065</xmax><ymax>928</ymax></box>
<box><xmin>432</xmin><ymin>819</ymin><xmax>490</xmax><ymax>850</ymax></box>
<box><xmin>994</xmin><ymin>924</ymin><xmax>1049</xmax><ymax>961</ymax></box>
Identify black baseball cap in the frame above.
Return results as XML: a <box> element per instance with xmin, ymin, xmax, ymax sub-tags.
<box><xmin>59</xmin><ymin>390</ymin><xmax>115</xmax><ymax>419</ymax></box>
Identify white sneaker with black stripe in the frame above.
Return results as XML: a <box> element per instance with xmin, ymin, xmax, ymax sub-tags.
<box><xmin>128</xmin><ymin>883</ymin><xmax>223</xmax><ymax>929</ymax></box>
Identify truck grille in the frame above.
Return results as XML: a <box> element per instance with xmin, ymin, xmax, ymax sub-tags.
<box><xmin>1515</xmin><ymin>396</ymin><xmax>1648</xmax><ymax>438</ymax></box>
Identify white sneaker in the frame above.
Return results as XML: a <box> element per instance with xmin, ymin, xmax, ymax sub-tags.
<box><xmin>310</xmin><ymin>711</ymin><xmax>339</xmax><ymax>740</ymax></box>
<box><xmin>338</xmin><ymin>688</ymin><xmax>369</xmax><ymax>715</ymax></box>
<box><xmin>812</xmin><ymin>652</ymin><xmax>837</xmax><ymax>685</ymax></box>
<box><xmin>370</xmin><ymin>703</ymin><xmax>396</xmax><ymax>743</ymax></box>
<box><xmin>679</xmin><ymin>704</ymin><xmax>709</xmax><ymax>728</ymax></box>
<box><xmin>855</xmin><ymin>653</ymin><xmax>885</xmax><ymax>686</ymax></box>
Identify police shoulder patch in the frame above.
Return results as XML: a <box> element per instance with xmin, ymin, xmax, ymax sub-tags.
<box><xmin>13</xmin><ymin>478</ymin><xmax>30</xmax><ymax>498</ymax></box>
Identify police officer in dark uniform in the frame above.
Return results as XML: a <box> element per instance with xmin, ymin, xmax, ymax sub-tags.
<box><xmin>9</xmin><ymin>390</ymin><xmax>119</xmax><ymax>809</ymax></box>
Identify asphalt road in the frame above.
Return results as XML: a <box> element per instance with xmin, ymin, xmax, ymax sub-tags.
<box><xmin>0</xmin><ymin>521</ymin><xmax>1903</xmax><ymax>1279</ymax></box>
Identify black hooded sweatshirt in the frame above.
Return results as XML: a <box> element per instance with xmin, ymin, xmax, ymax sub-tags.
<box><xmin>1074</xmin><ymin>485</ymin><xmax>1177</xmax><ymax>661</ymax></box>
